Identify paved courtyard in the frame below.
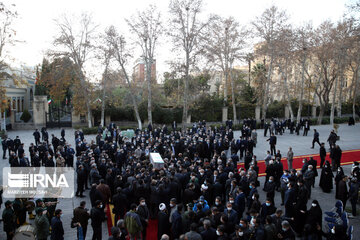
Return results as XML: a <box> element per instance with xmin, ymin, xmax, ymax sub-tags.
<box><xmin>0</xmin><ymin>123</ymin><xmax>359</xmax><ymax>239</ymax></box>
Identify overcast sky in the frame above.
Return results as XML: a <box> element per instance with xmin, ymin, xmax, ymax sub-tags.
<box><xmin>2</xmin><ymin>0</ymin><xmax>355</xmax><ymax>81</ymax></box>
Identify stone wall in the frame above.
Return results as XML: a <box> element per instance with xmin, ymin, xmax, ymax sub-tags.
<box><xmin>32</xmin><ymin>95</ymin><xmax>48</xmax><ymax>127</ymax></box>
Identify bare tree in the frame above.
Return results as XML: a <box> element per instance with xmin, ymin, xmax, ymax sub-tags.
<box><xmin>97</xmin><ymin>30</ymin><xmax>115</xmax><ymax>127</ymax></box>
<box><xmin>252</xmin><ymin>5</ymin><xmax>289</xmax><ymax>120</ymax></box>
<box><xmin>203</xmin><ymin>16</ymin><xmax>247</xmax><ymax>122</ymax></box>
<box><xmin>168</xmin><ymin>0</ymin><xmax>212</xmax><ymax>129</ymax></box>
<box><xmin>311</xmin><ymin>21</ymin><xmax>338</xmax><ymax>125</ymax></box>
<box><xmin>127</xmin><ymin>5</ymin><xmax>162</xmax><ymax>126</ymax></box>
<box><xmin>0</xmin><ymin>2</ymin><xmax>17</xmax><ymax>130</ymax></box>
<box><xmin>294</xmin><ymin>23</ymin><xmax>313</xmax><ymax>122</ymax></box>
<box><xmin>106</xmin><ymin>26</ymin><xmax>142</xmax><ymax>129</ymax></box>
<box><xmin>52</xmin><ymin>13</ymin><xmax>97</xmax><ymax>127</ymax></box>
<box><xmin>273</xmin><ymin>27</ymin><xmax>296</xmax><ymax>121</ymax></box>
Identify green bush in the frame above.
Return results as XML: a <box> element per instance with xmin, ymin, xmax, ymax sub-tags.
<box><xmin>81</xmin><ymin>127</ymin><xmax>98</xmax><ymax>135</ymax></box>
<box><xmin>20</xmin><ymin>109</ymin><xmax>32</xmax><ymax>122</ymax></box>
<box><xmin>267</xmin><ymin>101</ymin><xmax>286</xmax><ymax>119</ymax></box>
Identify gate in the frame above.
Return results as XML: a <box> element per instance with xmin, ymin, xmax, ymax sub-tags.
<box><xmin>46</xmin><ymin>105</ymin><xmax>72</xmax><ymax>128</ymax></box>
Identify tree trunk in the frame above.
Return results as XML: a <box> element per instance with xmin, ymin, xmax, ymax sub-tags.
<box><xmin>182</xmin><ymin>51</ymin><xmax>190</xmax><ymax>130</ymax></box>
<box><xmin>280</xmin><ymin>62</ymin><xmax>294</xmax><ymax>121</ymax></box>
<box><xmin>78</xmin><ymin>71</ymin><xmax>92</xmax><ymax>128</ymax></box>
<box><xmin>337</xmin><ymin>73</ymin><xmax>344</xmax><ymax>117</ymax></box>
<box><xmin>297</xmin><ymin>52</ymin><xmax>306</xmax><ymax>123</ymax></box>
<box><xmin>224</xmin><ymin>70</ymin><xmax>228</xmax><ymax>102</ymax></box>
<box><xmin>330</xmin><ymin>76</ymin><xmax>338</xmax><ymax>125</ymax></box>
<box><xmin>230</xmin><ymin>69</ymin><xmax>237</xmax><ymax>122</ymax></box>
<box><xmin>120</xmin><ymin>64</ymin><xmax>142</xmax><ymax>130</ymax></box>
<box><xmin>318</xmin><ymin>104</ymin><xmax>325</xmax><ymax>125</ymax></box>
<box><xmin>353</xmin><ymin>66</ymin><xmax>359</xmax><ymax>121</ymax></box>
<box><xmin>146</xmin><ymin>60</ymin><xmax>153</xmax><ymax>125</ymax></box>
<box><xmin>100</xmin><ymin>66</ymin><xmax>108</xmax><ymax>127</ymax></box>
<box><xmin>262</xmin><ymin>53</ymin><xmax>274</xmax><ymax>120</ymax></box>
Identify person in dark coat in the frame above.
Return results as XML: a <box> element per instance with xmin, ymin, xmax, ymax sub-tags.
<box><xmin>171</xmin><ymin>204</ymin><xmax>183</xmax><ymax>239</ymax></box>
<box><xmin>200</xmin><ymin>219</ymin><xmax>217</xmax><ymax>240</ymax></box>
<box><xmin>76</xmin><ymin>165</ymin><xmax>86</xmax><ymax>197</ymax></box>
<box><xmin>260</xmin><ymin>198</ymin><xmax>276</xmax><ymax>224</ymax></box>
<box><xmin>333</xmin><ymin>145</ymin><xmax>342</xmax><ymax>170</ymax></box>
<box><xmin>319</xmin><ymin>143</ymin><xmax>326</xmax><ymax>168</ymax></box>
<box><xmin>90</xmin><ymin>184</ymin><xmax>103</xmax><ymax>208</ymax></box>
<box><xmin>337</xmin><ymin>175</ymin><xmax>349</xmax><ymax>210</ymax></box>
<box><xmin>51</xmin><ymin>209</ymin><xmax>64</xmax><ymax>240</ymax></box>
<box><xmin>2</xmin><ymin>200</ymin><xmax>15</xmax><ymax>240</ymax></box>
<box><xmin>335</xmin><ymin>167</ymin><xmax>345</xmax><ymax>200</ymax></box>
<box><xmin>319</xmin><ymin>161</ymin><xmax>334</xmax><ymax>193</ymax></box>
<box><xmin>137</xmin><ymin>198</ymin><xmax>149</xmax><ymax>239</ymax></box>
<box><xmin>90</xmin><ymin>200</ymin><xmax>105</xmax><ymax>240</ymax></box>
<box><xmin>305</xmin><ymin>200</ymin><xmax>322</xmax><ymax>237</ymax></box>
<box><xmin>311</xmin><ymin>129</ymin><xmax>321</xmax><ymax>148</ymax></box>
<box><xmin>157</xmin><ymin>203</ymin><xmax>170</xmax><ymax>240</ymax></box>
<box><xmin>113</xmin><ymin>187</ymin><xmax>127</xmax><ymax>223</ymax></box>
<box><xmin>73</xmin><ymin>201</ymin><xmax>90</xmax><ymax>239</ymax></box>
<box><xmin>2</xmin><ymin>137</ymin><xmax>7</xmax><ymax>159</ymax></box>
<box><xmin>349</xmin><ymin>177</ymin><xmax>359</xmax><ymax>217</ymax></box>
<box><xmin>294</xmin><ymin>180</ymin><xmax>308</xmax><ymax>234</ymax></box>
<box><xmin>266</xmin><ymin>133</ymin><xmax>277</xmax><ymax>156</ymax></box>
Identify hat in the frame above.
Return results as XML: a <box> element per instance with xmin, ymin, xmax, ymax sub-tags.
<box><xmin>170</xmin><ymin>198</ymin><xmax>177</xmax><ymax>203</ymax></box>
<box><xmin>159</xmin><ymin>203</ymin><xmax>166</xmax><ymax>211</ymax></box>
<box><xmin>201</xmin><ymin>184</ymin><xmax>208</xmax><ymax>191</ymax></box>
<box><xmin>354</xmin><ymin>161</ymin><xmax>359</xmax><ymax>166</ymax></box>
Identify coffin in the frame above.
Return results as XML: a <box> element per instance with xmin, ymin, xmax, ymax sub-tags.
<box><xmin>150</xmin><ymin>152</ymin><xmax>164</xmax><ymax>169</ymax></box>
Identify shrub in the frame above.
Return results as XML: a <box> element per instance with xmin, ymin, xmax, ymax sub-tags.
<box><xmin>20</xmin><ymin>109</ymin><xmax>32</xmax><ymax>122</ymax></box>
<box><xmin>81</xmin><ymin>127</ymin><xmax>98</xmax><ymax>135</ymax></box>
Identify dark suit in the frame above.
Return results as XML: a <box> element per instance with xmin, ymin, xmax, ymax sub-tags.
<box><xmin>200</xmin><ymin>227</ymin><xmax>217</xmax><ymax>240</ymax></box>
<box><xmin>284</xmin><ymin>188</ymin><xmax>296</xmax><ymax>217</ymax></box>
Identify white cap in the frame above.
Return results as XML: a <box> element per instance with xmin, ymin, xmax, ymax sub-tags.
<box><xmin>159</xmin><ymin>203</ymin><xmax>166</xmax><ymax>211</ymax></box>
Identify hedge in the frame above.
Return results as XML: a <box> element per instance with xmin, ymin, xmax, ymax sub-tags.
<box><xmin>20</xmin><ymin>109</ymin><xmax>32</xmax><ymax>122</ymax></box>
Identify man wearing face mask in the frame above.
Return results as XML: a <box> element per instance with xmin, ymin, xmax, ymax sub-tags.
<box><xmin>304</xmin><ymin>165</ymin><xmax>315</xmax><ymax>199</ymax></box>
<box><xmin>214</xmin><ymin>196</ymin><xmax>224</xmax><ymax>212</ymax></box>
<box><xmin>263</xmin><ymin>176</ymin><xmax>276</xmax><ymax>203</ymax></box>
<box><xmin>247</xmin><ymin>182</ymin><xmax>258</xmax><ymax>209</ymax></box>
<box><xmin>216</xmin><ymin>225</ymin><xmax>228</xmax><ymax>240</ymax></box>
<box><xmin>248</xmin><ymin>217</ymin><xmax>265</xmax><ymax>240</ymax></box>
<box><xmin>284</xmin><ymin>182</ymin><xmax>296</xmax><ymax>218</ymax></box>
<box><xmin>90</xmin><ymin>200</ymin><xmax>105</xmax><ymax>240</ymax></box>
<box><xmin>234</xmin><ymin>188</ymin><xmax>246</xmax><ymax>218</ymax></box>
<box><xmin>137</xmin><ymin>198</ymin><xmax>149</xmax><ymax>239</ymax></box>
<box><xmin>277</xmin><ymin>220</ymin><xmax>295</xmax><ymax>240</ymax></box>
<box><xmin>260</xmin><ymin>198</ymin><xmax>276</xmax><ymax>224</ymax></box>
<box><xmin>224</xmin><ymin>202</ymin><xmax>238</xmax><ymax>225</ymax></box>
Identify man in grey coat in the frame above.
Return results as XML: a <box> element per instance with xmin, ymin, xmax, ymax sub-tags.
<box><xmin>286</xmin><ymin>147</ymin><xmax>294</xmax><ymax>170</ymax></box>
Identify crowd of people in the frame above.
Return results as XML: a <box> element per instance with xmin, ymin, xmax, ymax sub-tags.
<box><xmin>0</xmin><ymin>119</ymin><xmax>359</xmax><ymax>240</ymax></box>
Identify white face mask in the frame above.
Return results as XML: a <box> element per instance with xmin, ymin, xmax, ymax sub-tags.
<box><xmin>312</xmin><ymin>203</ymin><xmax>317</xmax><ymax>207</ymax></box>
<box><xmin>227</xmin><ymin>207</ymin><xmax>232</xmax><ymax>211</ymax></box>
<box><xmin>216</xmin><ymin>230</ymin><xmax>221</xmax><ymax>236</ymax></box>
<box><xmin>238</xmin><ymin>231</ymin><xmax>244</xmax><ymax>236</ymax></box>
<box><xmin>252</xmin><ymin>195</ymin><xmax>255</xmax><ymax>200</ymax></box>
<box><xmin>331</xmin><ymin>228</ymin><xmax>335</xmax><ymax>234</ymax></box>
<box><xmin>141</xmin><ymin>202</ymin><xmax>146</xmax><ymax>206</ymax></box>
